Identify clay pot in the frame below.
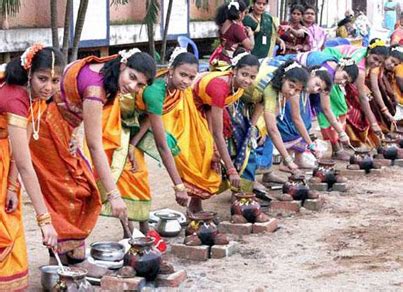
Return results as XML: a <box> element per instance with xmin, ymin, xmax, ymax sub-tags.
<box><xmin>231</xmin><ymin>193</ymin><xmax>262</xmax><ymax>223</ymax></box>
<box><xmin>54</xmin><ymin>267</ymin><xmax>93</xmax><ymax>292</ymax></box>
<box><xmin>349</xmin><ymin>149</ymin><xmax>374</xmax><ymax>173</ymax></box>
<box><xmin>378</xmin><ymin>138</ymin><xmax>399</xmax><ymax>160</ymax></box>
<box><xmin>388</xmin><ymin>130</ymin><xmax>403</xmax><ymax>148</ymax></box>
<box><xmin>312</xmin><ymin>159</ymin><xmax>337</xmax><ymax>188</ymax></box>
<box><xmin>185</xmin><ymin>211</ymin><xmax>218</xmax><ymax>246</ymax></box>
<box><xmin>124</xmin><ymin>237</ymin><xmax>162</xmax><ymax>281</ymax></box>
<box><xmin>282</xmin><ymin>174</ymin><xmax>309</xmax><ymax>201</ymax></box>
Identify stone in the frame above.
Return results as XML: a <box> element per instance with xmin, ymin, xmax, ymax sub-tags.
<box><xmin>339</xmin><ymin>169</ymin><xmax>366</xmax><ymax>177</ymax></box>
<box><xmin>252</xmin><ymin>218</ymin><xmax>279</xmax><ymax>234</ymax></box>
<box><xmin>369</xmin><ymin>168</ymin><xmax>383</xmax><ymax>175</ymax></box>
<box><xmin>218</xmin><ymin>221</ymin><xmax>253</xmax><ymax>235</ymax></box>
<box><xmin>398</xmin><ymin>148</ymin><xmax>403</xmax><ymax>159</ymax></box>
<box><xmin>373</xmin><ymin>158</ymin><xmax>392</xmax><ymax>168</ymax></box>
<box><xmin>171</xmin><ymin>244</ymin><xmax>209</xmax><ymax>261</ymax></box>
<box><xmin>394</xmin><ymin>159</ymin><xmax>403</xmax><ymax>167</ymax></box>
<box><xmin>303</xmin><ymin>198</ymin><xmax>324</xmax><ymax>211</ymax></box>
<box><xmin>100</xmin><ymin>275</ymin><xmax>145</xmax><ymax>291</ymax></box>
<box><xmin>210</xmin><ymin>241</ymin><xmax>238</xmax><ymax>259</ymax></box>
<box><xmin>156</xmin><ymin>270</ymin><xmax>187</xmax><ymax>288</ymax></box>
<box><xmin>332</xmin><ymin>183</ymin><xmax>347</xmax><ymax>192</ymax></box>
<box><xmin>269</xmin><ymin>200</ymin><xmax>301</xmax><ymax>214</ymax></box>
<box><xmin>309</xmin><ymin>182</ymin><xmax>328</xmax><ymax>192</ymax></box>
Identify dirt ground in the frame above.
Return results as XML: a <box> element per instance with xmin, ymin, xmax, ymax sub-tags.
<box><xmin>25</xmin><ymin>157</ymin><xmax>403</xmax><ymax>291</ymax></box>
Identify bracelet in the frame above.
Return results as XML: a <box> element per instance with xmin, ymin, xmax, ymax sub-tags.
<box><xmin>129</xmin><ymin>144</ymin><xmax>135</xmax><ymax>153</ymax></box>
<box><xmin>227</xmin><ymin>167</ymin><xmax>237</xmax><ymax>176</ymax></box>
<box><xmin>308</xmin><ymin>143</ymin><xmax>316</xmax><ymax>151</ymax></box>
<box><xmin>107</xmin><ymin>189</ymin><xmax>121</xmax><ymax>201</ymax></box>
<box><xmin>173</xmin><ymin>183</ymin><xmax>186</xmax><ymax>192</ymax></box>
<box><xmin>380</xmin><ymin>107</ymin><xmax>389</xmax><ymax>114</ymax></box>
<box><xmin>284</xmin><ymin>156</ymin><xmax>293</xmax><ymax>165</ymax></box>
<box><xmin>338</xmin><ymin>131</ymin><xmax>348</xmax><ymax>138</ymax></box>
<box><xmin>8</xmin><ymin>178</ymin><xmax>20</xmax><ymax>189</ymax></box>
<box><xmin>371</xmin><ymin>122</ymin><xmax>379</xmax><ymax>128</ymax></box>
<box><xmin>36</xmin><ymin>212</ymin><xmax>52</xmax><ymax>227</ymax></box>
<box><xmin>7</xmin><ymin>185</ymin><xmax>18</xmax><ymax>193</ymax></box>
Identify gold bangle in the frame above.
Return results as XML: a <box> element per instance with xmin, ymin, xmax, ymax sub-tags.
<box><xmin>105</xmin><ymin>188</ymin><xmax>119</xmax><ymax>197</ymax></box>
<box><xmin>7</xmin><ymin>185</ymin><xmax>18</xmax><ymax>193</ymax></box>
<box><xmin>38</xmin><ymin>218</ymin><xmax>52</xmax><ymax>228</ymax></box>
<box><xmin>107</xmin><ymin>189</ymin><xmax>121</xmax><ymax>201</ymax></box>
<box><xmin>36</xmin><ymin>213</ymin><xmax>52</xmax><ymax>227</ymax></box>
<box><xmin>8</xmin><ymin>178</ymin><xmax>20</xmax><ymax>189</ymax></box>
<box><xmin>173</xmin><ymin>183</ymin><xmax>186</xmax><ymax>192</ymax></box>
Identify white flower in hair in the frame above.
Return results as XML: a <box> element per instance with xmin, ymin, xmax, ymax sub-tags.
<box><xmin>119</xmin><ymin>48</ymin><xmax>141</xmax><ymax>64</ymax></box>
<box><xmin>227</xmin><ymin>0</ymin><xmax>239</xmax><ymax>10</ymax></box>
<box><xmin>169</xmin><ymin>47</ymin><xmax>188</xmax><ymax>67</ymax></box>
<box><xmin>339</xmin><ymin>58</ymin><xmax>355</xmax><ymax>67</ymax></box>
<box><xmin>392</xmin><ymin>46</ymin><xmax>403</xmax><ymax>53</ymax></box>
<box><xmin>284</xmin><ymin>62</ymin><xmax>302</xmax><ymax>72</ymax></box>
<box><xmin>231</xmin><ymin>52</ymin><xmax>249</xmax><ymax>67</ymax></box>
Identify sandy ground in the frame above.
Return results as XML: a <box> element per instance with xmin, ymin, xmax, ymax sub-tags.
<box><xmin>24</xmin><ymin>157</ymin><xmax>403</xmax><ymax>291</ymax></box>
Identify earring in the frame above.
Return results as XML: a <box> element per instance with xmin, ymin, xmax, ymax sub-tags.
<box><xmin>169</xmin><ymin>75</ymin><xmax>173</xmax><ymax>79</ymax></box>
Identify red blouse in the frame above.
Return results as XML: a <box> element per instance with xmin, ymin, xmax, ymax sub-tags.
<box><xmin>0</xmin><ymin>81</ymin><xmax>29</xmax><ymax>117</ymax></box>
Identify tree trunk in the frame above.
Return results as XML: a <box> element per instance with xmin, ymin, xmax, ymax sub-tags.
<box><xmin>70</xmin><ymin>0</ymin><xmax>89</xmax><ymax>62</ymax></box>
<box><xmin>50</xmin><ymin>0</ymin><xmax>59</xmax><ymax>48</ymax></box>
<box><xmin>319</xmin><ymin>0</ymin><xmax>325</xmax><ymax>26</ymax></box>
<box><xmin>147</xmin><ymin>22</ymin><xmax>156</xmax><ymax>60</ymax></box>
<box><xmin>62</xmin><ymin>0</ymin><xmax>73</xmax><ymax>62</ymax></box>
<box><xmin>160</xmin><ymin>0</ymin><xmax>173</xmax><ymax>64</ymax></box>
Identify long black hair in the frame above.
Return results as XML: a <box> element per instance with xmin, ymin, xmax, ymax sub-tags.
<box><xmin>389</xmin><ymin>45</ymin><xmax>403</xmax><ymax>61</ymax></box>
<box><xmin>5</xmin><ymin>47</ymin><xmax>65</xmax><ymax>86</ymax></box>
<box><xmin>215</xmin><ymin>0</ymin><xmax>248</xmax><ymax>26</ymax></box>
<box><xmin>338</xmin><ymin>57</ymin><xmax>359</xmax><ymax>83</ymax></box>
<box><xmin>102</xmin><ymin>51</ymin><xmax>156</xmax><ymax>99</ymax></box>
<box><xmin>271</xmin><ymin>60</ymin><xmax>309</xmax><ymax>91</ymax></box>
<box><xmin>167</xmin><ymin>48</ymin><xmax>199</xmax><ymax>68</ymax></box>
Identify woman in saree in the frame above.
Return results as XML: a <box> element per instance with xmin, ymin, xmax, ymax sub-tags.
<box><xmin>367</xmin><ymin>45</ymin><xmax>403</xmax><ymax>132</ymax></box>
<box><xmin>323</xmin><ymin>39</ymin><xmax>389</xmax><ymax>148</ymax></box>
<box><xmin>100</xmin><ymin>49</ymin><xmax>190</xmax><ymax>236</ymax></box>
<box><xmin>0</xmin><ymin>45</ymin><xmax>60</xmax><ymax>290</ymax></box>
<box><xmin>210</xmin><ymin>0</ymin><xmax>254</xmax><ymax>70</ymax></box>
<box><xmin>193</xmin><ymin>52</ymin><xmax>260</xmax><ymax>192</ymax></box>
<box><xmin>278</xmin><ymin>4</ymin><xmax>310</xmax><ymax>55</ymax></box>
<box><xmin>243</xmin><ymin>0</ymin><xmax>285</xmax><ymax>59</ymax></box>
<box><xmin>303</xmin><ymin>5</ymin><xmax>326</xmax><ymax>51</ymax></box>
<box><xmin>29</xmin><ymin>48</ymin><xmax>157</xmax><ymax>264</ymax></box>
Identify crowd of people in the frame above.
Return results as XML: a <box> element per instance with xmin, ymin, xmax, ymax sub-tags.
<box><xmin>0</xmin><ymin>0</ymin><xmax>402</xmax><ymax>289</ymax></box>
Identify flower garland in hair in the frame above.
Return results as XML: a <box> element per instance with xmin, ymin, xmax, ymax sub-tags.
<box><xmin>392</xmin><ymin>46</ymin><xmax>403</xmax><ymax>53</ymax></box>
<box><xmin>168</xmin><ymin>47</ymin><xmax>188</xmax><ymax>67</ymax></box>
<box><xmin>339</xmin><ymin>58</ymin><xmax>355</xmax><ymax>68</ymax></box>
<box><xmin>284</xmin><ymin>62</ymin><xmax>302</xmax><ymax>72</ymax></box>
<box><xmin>231</xmin><ymin>52</ymin><xmax>249</xmax><ymax>67</ymax></box>
<box><xmin>368</xmin><ymin>39</ymin><xmax>386</xmax><ymax>50</ymax></box>
<box><xmin>21</xmin><ymin>43</ymin><xmax>44</xmax><ymax>71</ymax></box>
<box><xmin>119</xmin><ymin>48</ymin><xmax>141</xmax><ymax>64</ymax></box>
<box><xmin>227</xmin><ymin>0</ymin><xmax>239</xmax><ymax>10</ymax></box>
<box><xmin>311</xmin><ymin>67</ymin><xmax>327</xmax><ymax>75</ymax></box>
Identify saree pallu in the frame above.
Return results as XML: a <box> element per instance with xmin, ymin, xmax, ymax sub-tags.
<box><xmin>30</xmin><ymin>102</ymin><xmax>101</xmax><ymax>259</ymax></box>
<box><xmin>100</xmin><ymin>97</ymin><xmax>151</xmax><ymax>222</ymax></box>
<box><xmin>344</xmin><ymin>84</ymin><xmax>380</xmax><ymax>147</ymax></box>
<box><xmin>0</xmin><ymin>116</ymin><xmax>28</xmax><ymax>291</ymax></box>
<box><xmin>162</xmin><ymin>88</ymin><xmax>221</xmax><ymax>199</ymax></box>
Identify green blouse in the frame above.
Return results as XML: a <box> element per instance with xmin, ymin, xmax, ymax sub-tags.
<box><xmin>142</xmin><ymin>78</ymin><xmax>166</xmax><ymax>115</ymax></box>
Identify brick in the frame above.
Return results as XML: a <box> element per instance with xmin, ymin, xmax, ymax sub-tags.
<box><xmin>269</xmin><ymin>200</ymin><xmax>301</xmax><ymax>213</ymax></box>
<box><xmin>394</xmin><ymin>159</ymin><xmax>403</xmax><ymax>167</ymax></box>
<box><xmin>210</xmin><ymin>241</ymin><xmax>238</xmax><ymax>258</ymax></box>
<box><xmin>171</xmin><ymin>244</ymin><xmax>209</xmax><ymax>261</ymax></box>
<box><xmin>369</xmin><ymin>168</ymin><xmax>383</xmax><ymax>175</ymax></box>
<box><xmin>252</xmin><ymin>218</ymin><xmax>278</xmax><ymax>234</ymax></box>
<box><xmin>303</xmin><ymin>198</ymin><xmax>324</xmax><ymax>211</ymax></box>
<box><xmin>156</xmin><ymin>270</ymin><xmax>187</xmax><ymax>288</ymax></box>
<box><xmin>397</xmin><ymin>148</ymin><xmax>403</xmax><ymax>159</ymax></box>
<box><xmin>373</xmin><ymin>158</ymin><xmax>392</xmax><ymax>167</ymax></box>
<box><xmin>309</xmin><ymin>182</ymin><xmax>328</xmax><ymax>192</ymax></box>
<box><xmin>218</xmin><ymin>221</ymin><xmax>253</xmax><ymax>235</ymax></box>
<box><xmin>100</xmin><ymin>275</ymin><xmax>145</xmax><ymax>291</ymax></box>
<box><xmin>339</xmin><ymin>169</ymin><xmax>366</xmax><ymax>177</ymax></box>
<box><xmin>332</xmin><ymin>183</ymin><xmax>347</xmax><ymax>192</ymax></box>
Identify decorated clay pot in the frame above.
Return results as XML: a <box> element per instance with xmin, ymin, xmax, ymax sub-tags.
<box><xmin>185</xmin><ymin>211</ymin><xmax>218</xmax><ymax>246</ymax></box>
<box><xmin>124</xmin><ymin>237</ymin><xmax>162</xmax><ymax>281</ymax></box>
<box><xmin>312</xmin><ymin>159</ymin><xmax>337</xmax><ymax>188</ymax></box>
<box><xmin>378</xmin><ymin>138</ymin><xmax>399</xmax><ymax>160</ymax></box>
<box><xmin>350</xmin><ymin>149</ymin><xmax>374</xmax><ymax>173</ymax></box>
<box><xmin>282</xmin><ymin>174</ymin><xmax>309</xmax><ymax>201</ymax></box>
<box><xmin>231</xmin><ymin>193</ymin><xmax>262</xmax><ymax>223</ymax></box>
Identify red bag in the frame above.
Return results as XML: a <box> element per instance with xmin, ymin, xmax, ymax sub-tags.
<box><xmin>146</xmin><ymin>229</ymin><xmax>167</xmax><ymax>253</ymax></box>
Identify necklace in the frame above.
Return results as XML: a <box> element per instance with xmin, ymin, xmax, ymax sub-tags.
<box><xmin>279</xmin><ymin>93</ymin><xmax>286</xmax><ymax>121</ymax></box>
<box><xmin>302</xmin><ymin>92</ymin><xmax>308</xmax><ymax>113</ymax></box>
<box><xmin>29</xmin><ymin>89</ymin><xmax>42</xmax><ymax>140</ymax></box>
<box><xmin>231</xmin><ymin>77</ymin><xmax>237</xmax><ymax>95</ymax></box>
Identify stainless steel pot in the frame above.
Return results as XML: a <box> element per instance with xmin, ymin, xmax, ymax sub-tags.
<box><xmin>155</xmin><ymin>212</ymin><xmax>182</xmax><ymax>237</ymax></box>
<box><xmin>40</xmin><ymin>265</ymin><xmax>60</xmax><ymax>290</ymax></box>
<box><xmin>90</xmin><ymin>241</ymin><xmax>125</xmax><ymax>262</ymax></box>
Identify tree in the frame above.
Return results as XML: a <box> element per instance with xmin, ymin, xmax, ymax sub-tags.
<box><xmin>70</xmin><ymin>0</ymin><xmax>89</xmax><ymax>61</ymax></box>
<box><xmin>61</xmin><ymin>0</ymin><xmax>73</xmax><ymax>62</ymax></box>
<box><xmin>50</xmin><ymin>0</ymin><xmax>59</xmax><ymax>48</ymax></box>
<box><xmin>144</xmin><ymin>0</ymin><xmax>160</xmax><ymax>61</ymax></box>
<box><xmin>0</xmin><ymin>0</ymin><xmax>21</xmax><ymax>29</ymax></box>
<box><xmin>160</xmin><ymin>0</ymin><xmax>173</xmax><ymax>64</ymax></box>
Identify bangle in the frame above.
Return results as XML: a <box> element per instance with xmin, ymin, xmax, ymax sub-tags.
<box><xmin>381</xmin><ymin>107</ymin><xmax>389</xmax><ymax>113</ymax></box>
<box><xmin>37</xmin><ymin>212</ymin><xmax>52</xmax><ymax>227</ymax></box>
<box><xmin>284</xmin><ymin>156</ymin><xmax>293</xmax><ymax>165</ymax></box>
<box><xmin>339</xmin><ymin>131</ymin><xmax>347</xmax><ymax>138</ymax></box>
<box><xmin>7</xmin><ymin>185</ymin><xmax>18</xmax><ymax>193</ymax></box>
<box><xmin>173</xmin><ymin>183</ymin><xmax>186</xmax><ymax>192</ymax></box>
<box><xmin>371</xmin><ymin>122</ymin><xmax>379</xmax><ymax>128</ymax></box>
<box><xmin>308</xmin><ymin>143</ymin><xmax>316</xmax><ymax>151</ymax></box>
<box><xmin>106</xmin><ymin>189</ymin><xmax>121</xmax><ymax>201</ymax></box>
<box><xmin>227</xmin><ymin>167</ymin><xmax>237</xmax><ymax>176</ymax></box>
<box><xmin>129</xmin><ymin>144</ymin><xmax>135</xmax><ymax>153</ymax></box>
<box><xmin>8</xmin><ymin>178</ymin><xmax>20</xmax><ymax>189</ymax></box>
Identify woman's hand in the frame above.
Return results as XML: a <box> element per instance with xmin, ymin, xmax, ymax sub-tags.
<box><xmin>109</xmin><ymin>196</ymin><xmax>128</xmax><ymax>220</ymax></box>
<box><xmin>128</xmin><ymin>146</ymin><xmax>138</xmax><ymax>172</ymax></box>
<box><xmin>5</xmin><ymin>190</ymin><xmax>18</xmax><ymax>213</ymax></box>
<box><xmin>338</xmin><ymin>131</ymin><xmax>351</xmax><ymax>145</ymax></box>
<box><xmin>229</xmin><ymin>173</ymin><xmax>241</xmax><ymax>189</ymax></box>
<box><xmin>246</xmin><ymin>26</ymin><xmax>254</xmax><ymax>38</ymax></box>
<box><xmin>41</xmin><ymin>224</ymin><xmax>58</xmax><ymax>249</ymax></box>
<box><xmin>371</xmin><ymin>123</ymin><xmax>383</xmax><ymax>136</ymax></box>
<box><xmin>287</xmin><ymin>161</ymin><xmax>299</xmax><ymax>172</ymax></box>
<box><xmin>175</xmin><ymin>190</ymin><xmax>189</xmax><ymax>207</ymax></box>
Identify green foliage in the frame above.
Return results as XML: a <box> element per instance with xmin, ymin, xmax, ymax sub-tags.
<box><xmin>0</xmin><ymin>0</ymin><xmax>21</xmax><ymax>16</ymax></box>
<box><xmin>193</xmin><ymin>0</ymin><xmax>225</xmax><ymax>11</ymax></box>
<box><xmin>110</xmin><ymin>0</ymin><xmax>130</xmax><ymax>6</ymax></box>
<box><xmin>144</xmin><ymin>0</ymin><xmax>160</xmax><ymax>25</ymax></box>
